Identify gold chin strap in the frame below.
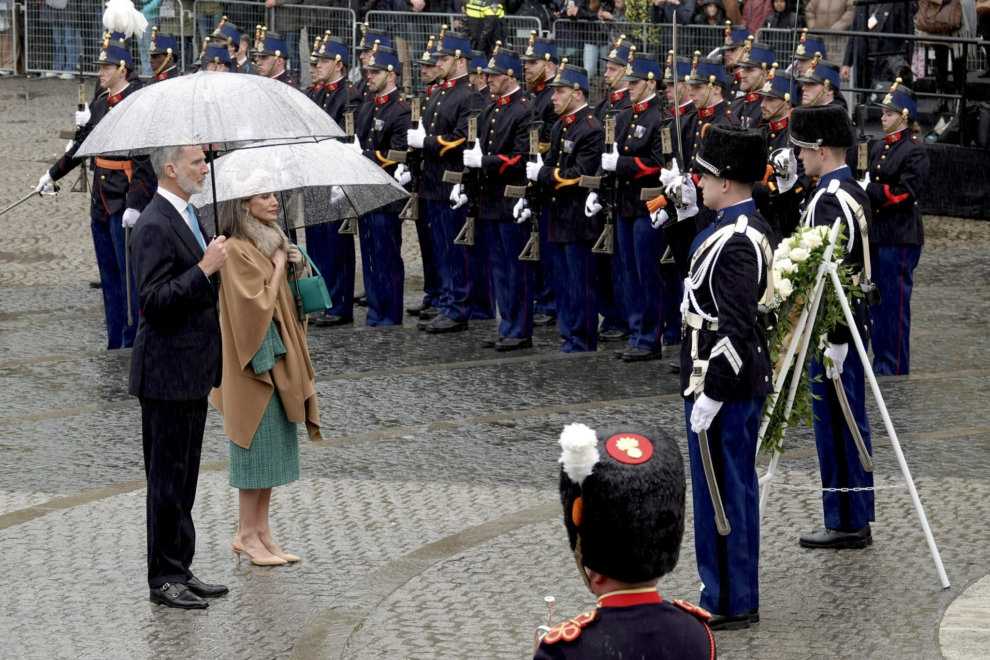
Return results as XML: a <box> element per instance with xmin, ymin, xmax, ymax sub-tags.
<box><xmin>152</xmin><ymin>52</ymin><xmax>172</xmax><ymax>77</ymax></box>
<box><xmin>747</xmin><ymin>68</ymin><xmax>766</xmax><ymax>94</ymax></box>
<box><xmin>765</xmin><ymin>98</ymin><xmax>788</xmax><ymax>121</ymax></box>
<box><xmin>261</xmin><ymin>57</ymin><xmax>280</xmax><ymax>78</ymax></box>
<box><xmin>101</xmin><ymin>62</ymin><xmax>125</xmax><ymax>89</ymax></box>
<box><xmin>369</xmin><ymin>70</ymin><xmax>388</xmax><ymax>93</ymax></box>
<box><xmin>698</xmin><ymin>83</ymin><xmax>713</xmax><ymax>110</ymax></box>
<box><xmin>631</xmin><ymin>80</ymin><xmax>654</xmax><ymax>104</ymax></box>
<box><xmin>554</xmin><ymin>89</ymin><xmax>577</xmax><ymax>116</ymax></box>
<box><xmin>527</xmin><ymin>60</ymin><xmax>548</xmax><ymax>87</ymax></box>
<box><xmin>885</xmin><ymin>109</ymin><xmax>908</xmax><ymax>135</ymax></box>
<box><xmin>808</xmin><ymin>82</ymin><xmax>828</xmax><ymax>107</ymax></box>
<box><xmin>438</xmin><ymin>56</ymin><xmax>458</xmax><ymax>81</ymax></box>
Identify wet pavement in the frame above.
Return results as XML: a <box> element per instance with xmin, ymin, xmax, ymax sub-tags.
<box><xmin>2</xmin><ymin>78</ymin><xmax>990</xmax><ymax>659</ymax></box>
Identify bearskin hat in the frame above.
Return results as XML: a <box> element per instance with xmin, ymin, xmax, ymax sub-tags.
<box><xmin>789</xmin><ymin>104</ymin><xmax>855</xmax><ymax>149</ymax></box>
<box><xmin>694</xmin><ymin>124</ymin><xmax>768</xmax><ymax>183</ymax></box>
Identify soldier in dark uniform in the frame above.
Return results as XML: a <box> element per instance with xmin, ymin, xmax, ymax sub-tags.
<box><xmin>591</xmin><ymin>49</ymin><xmax>666</xmax><ymax>363</ymax></box>
<box><xmin>534</xmin><ymin>422</ymin><xmax>715</xmax><ymax>659</ymax></box>
<box><xmin>772</xmin><ymin>105</ymin><xmax>877</xmax><ymax>551</ymax></box>
<box><xmin>355</xmin><ymin>24</ymin><xmax>392</xmax><ymax>104</ymax></box>
<box><xmin>147</xmin><ymin>28</ymin><xmax>180</xmax><ymax>82</ymax></box>
<box><xmin>660</xmin><ymin>125</ymin><xmax>775</xmax><ymax>630</ymax></box>
<box><xmin>864</xmin><ymin>80</ymin><xmax>929</xmax><ymax>376</ymax></box>
<box><xmin>520</xmin><ymin>31</ymin><xmax>560</xmax><ymax>327</ymax></box>
<box><xmin>662</xmin><ymin>52</ymin><xmax>698</xmax><ymax>167</ymax></box>
<box><xmin>306</xmin><ymin>31</ymin><xmax>363</xmax><ymax>328</ymax></box>
<box><xmin>37</xmin><ymin>35</ymin><xmax>155</xmax><ymax>350</ymax></box>
<box><xmin>788</xmin><ymin>29</ymin><xmax>826</xmax><ymax>107</ymax></box>
<box><xmin>409</xmin><ymin>30</ymin><xmax>485</xmax><ymax>334</ymax></box>
<box><xmin>462</xmin><ymin>44</ymin><xmax>534</xmax><ymax>350</ymax></box>
<box><xmin>352</xmin><ymin>44</ymin><xmax>410</xmax><ymax>326</ymax></box>
<box><xmin>796</xmin><ymin>54</ymin><xmax>842</xmax><ymax>109</ymax></box>
<box><xmin>202</xmin><ymin>42</ymin><xmax>232</xmax><ymax>72</ymax></box>
<box><xmin>729</xmin><ymin>38</ymin><xmax>774</xmax><ymax>129</ymax></box>
<box><xmin>518</xmin><ymin>63</ymin><xmax>604</xmax><ymax>353</ymax></box>
<box><xmin>752</xmin><ymin>65</ymin><xmax>795</xmax><ymax>242</ymax></box>
<box><xmin>252</xmin><ymin>27</ymin><xmax>296</xmax><ymax>87</ymax></box>
<box><xmin>721</xmin><ymin>22</ymin><xmax>751</xmax><ymax>101</ymax></box>
<box><xmin>212</xmin><ymin>18</ymin><xmax>257</xmax><ymax>74</ymax></box>
<box><xmin>592</xmin><ymin>35</ymin><xmax>634</xmax><ymax>345</ymax></box>
<box><xmin>469</xmin><ymin>50</ymin><xmax>490</xmax><ymax>100</ymax></box>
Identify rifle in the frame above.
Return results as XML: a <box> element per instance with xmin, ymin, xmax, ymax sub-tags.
<box><xmin>338</xmin><ymin>111</ymin><xmax>358</xmax><ymax>235</ymax></box>
<box><xmin>580</xmin><ymin>110</ymin><xmax>619</xmax><ymax>255</ymax></box>
<box><xmin>855</xmin><ymin>103</ymin><xmax>870</xmax><ymax>181</ymax></box>
<box><xmin>506</xmin><ymin>100</ymin><xmax>543</xmax><ymax>261</ymax></box>
<box><xmin>388</xmin><ymin>88</ymin><xmax>422</xmax><ymax>221</ymax></box>
<box><xmin>442</xmin><ymin>110</ymin><xmax>482</xmax><ymax>246</ymax></box>
<box><xmin>68</xmin><ymin>56</ymin><xmax>89</xmax><ymax>194</ymax></box>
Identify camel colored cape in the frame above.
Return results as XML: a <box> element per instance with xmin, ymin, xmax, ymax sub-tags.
<box><xmin>210</xmin><ymin>238</ymin><xmax>322</xmax><ymax>448</ymax></box>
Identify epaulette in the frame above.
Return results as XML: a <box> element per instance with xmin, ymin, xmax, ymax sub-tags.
<box><xmin>584</xmin><ymin>113</ymin><xmax>602</xmax><ymax>128</ymax></box>
<box><xmin>541</xmin><ymin>610</ymin><xmax>597</xmax><ymax>645</ymax></box>
<box><xmin>671</xmin><ymin>599</ymin><xmax>712</xmax><ymax>623</ymax></box>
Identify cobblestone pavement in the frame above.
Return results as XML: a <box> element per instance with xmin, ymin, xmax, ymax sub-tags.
<box><xmin>1</xmin><ymin>79</ymin><xmax>989</xmax><ymax>659</ymax></box>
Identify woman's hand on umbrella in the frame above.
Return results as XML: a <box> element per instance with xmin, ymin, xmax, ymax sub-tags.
<box><xmin>287</xmin><ymin>244</ymin><xmax>304</xmax><ymax>265</ymax></box>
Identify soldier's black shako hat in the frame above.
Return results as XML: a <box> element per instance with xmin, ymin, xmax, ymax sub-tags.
<box><xmin>789</xmin><ymin>104</ymin><xmax>854</xmax><ymax>150</ymax></box>
<box><xmin>694</xmin><ymin>125</ymin><xmax>768</xmax><ymax>182</ymax></box>
<box><xmin>558</xmin><ymin>424</ymin><xmax>685</xmax><ymax>584</ymax></box>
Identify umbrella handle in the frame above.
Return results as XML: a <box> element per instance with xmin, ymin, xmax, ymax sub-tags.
<box><xmin>291</xmin><ymin>261</ymin><xmax>305</xmax><ymax>323</ymax></box>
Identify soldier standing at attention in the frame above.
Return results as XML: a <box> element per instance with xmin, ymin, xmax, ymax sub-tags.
<box><xmin>729</xmin><ymin>38</ymin><xmax>774</xmax><ymax>128</ymax></box>
<box><xmin>147</xmin><ymin>28</ymin><xmax>180</xmax><ymax>83</ymax></box>
<box><xmin>252</xmin><ymin>27</ymin><xmax>296</xmax><ymax>87</ymax></box>
<box><xmin>354</xmin><ymin>23</ymin><xmax>392</xmax><ymax>104</ymax></box>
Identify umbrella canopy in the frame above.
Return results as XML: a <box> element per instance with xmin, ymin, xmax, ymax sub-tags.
<box><xmin>76</xmin><ymin>71</ymin><xmax>345</xmax><ymax>158</ymax></box>
<box><xmin>189</xmin><ymin>140</ymin><xmax>409</xmax><ymax>234</ymax></box>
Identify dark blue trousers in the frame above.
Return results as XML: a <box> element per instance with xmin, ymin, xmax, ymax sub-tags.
<box><xmin>550</xmin><ymin>240</ymin><xmax>598</xmax><ymax>353</ymax></box>
<box><xmin>612</xmin><ymin>215</ymin><xmax>665</xmax><ymax>351</ymax></box>
<box><xmin>484</xmin><ymin>219</ymin><xmax>534</xmax><ymax>339</ymax></box>
<box><xmin>685</xmin><ymin>395</ymin><xmax>763</xmax><ymax>616</ymax></box>
<box><xmin>660</xmin><ymin>228</ymin><xmax>683</xmax><ymax>345</ymax></box>
<box><xmin>869</xmin><ymin>245</ymin><xmax>921</xmax><ymax>376</ymax></box>
<box><xmin>468</xmin><ymin>219</ymin><xmax>496</xmax><ymax>321</ymax></box>
<box><xmin>596</xmin><ymin>249</ymin><xmax>629</xmax><ymax>333</ymax></box>
<box><xmin>415</xmin><ymin>200</ymin><xmax>441</xmax><ymax>308</ymax></box>
<box><xmin>357</xmin><ymin>212</ymin><xmax>404</xmax><ymax>326</ymax></box>
<box><xmin>426</xmin><ymin>200</ymin><xmax>473</xmax><ymax>322</ymax></box>
<box><xmin>92</xmin><ymin>214</ymin><xmax>137</xmax><ymax>350</ymax></box>
<box><xmin>534</xmin><ymin>204</ymin><xmax>557</xmax><ymax>316</ymax></box>
<box><xmin>305</xmin><ymin>223</ymin><xmax>354</xmax><ymax>318</ymax></box>
<box><xmin>809</xmin><ymin>354</ymin><xmax>875</xmax><ymax>531</ymax></box>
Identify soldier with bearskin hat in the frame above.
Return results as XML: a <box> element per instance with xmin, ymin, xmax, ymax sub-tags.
<box><xmin>534</xmin><ymin>423</ymin><xmax>715</xmax><ymax>658</ymax></box>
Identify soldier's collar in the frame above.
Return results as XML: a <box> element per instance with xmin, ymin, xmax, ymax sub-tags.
<box><xmin>632</xmin><ymin>94</ymin><xmax>657</xmax><ymax>113</ymax></box>
<box><xmin>698</xmin><ymin>105</ymin><xmax>717</xmax><ymax>118</ymax></box>
<box><xmin>560</xmin><ymin>103</ymin><xmax>588</xmax><ymax>125</ymax></box>
<box><xmin>597</xmin><ymin>588</ymin><xmax>662</xmax><ymax>609</ymax></box>
<box><xmin>443</xmin><ymin>74</ymin><xmax>467</xmax><ymax>89</ymax></box>
<box><xmin>496</xmin><ymin>91</ymin><xmax>516</xmax><ymax>106</ymax></box>
<box><xmin>885</xmin><ymin>128</ymin><xmax>906</xmax><ymax>144</ymax></box>
<box><xmin>715</xmin><ymin>198</ymin><xmax>756</xmax><ymax>225</ymax></box>
<box><xmin>770</xmin><ymin>117</ymin><xmax>788</xmax><ymax>131</ymax></box>
<box><xmin>744</xmin><ymin>92</ymin><xmax>759</xmax><ymax>103</ymax></box>
<box><xmin>532</xmin><ymin>80</ymin><xmax>546</xmax><ymax>94</ymax></box>
<box><xmin>108</xmin><ymin>83</ymin><xmax>131</xmax><ymax>106</ymax></box>
<box><xmin>817</xmin><ymin>164</ymin><xmax>852</xmax><ymax>189</ymax></box>
<box><xmin>733</xmin><ymin>70</ymin><xmax>742</xmax><ymax>80</ymax></box>
<box><xmin>375</xmin><ymin>91</ymin><xmax>392</xmax><ymax>105</ymax></box>
<box><xmin>155</xmin><ymin>66</ymin><xmax>177</xmax><ymax>82</ymax></box>
<box><xmin>610</xmin><ymin>88</ymin><xmax>627</xmax><ymax>102</ymax></box>
<box><xmin>426</xmin><ymin>84</ymin><xmax>438</xmax><ymax>95</ymax></box>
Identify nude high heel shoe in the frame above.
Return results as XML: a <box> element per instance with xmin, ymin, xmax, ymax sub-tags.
<box><xmin>276</xmin><ymin>552</ymin><xmax>301</xmax><ymax>563</ymax></box>
<box><xmin>232</xmin><ymin>544</ymin><xmax>288</xmax><ymax>566</ymax></box>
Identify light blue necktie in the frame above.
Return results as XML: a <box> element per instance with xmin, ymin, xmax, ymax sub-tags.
<box><xmin>186</xmin><ymin>204</ymin><xmax>207</xmax><ymax>252</ymax></box>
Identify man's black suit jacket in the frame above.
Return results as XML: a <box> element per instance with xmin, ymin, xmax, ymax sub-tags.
<box><xmin>128</xmin><ymin>193</ymin><xmax>222</xmax><ymax>401</ymax></box>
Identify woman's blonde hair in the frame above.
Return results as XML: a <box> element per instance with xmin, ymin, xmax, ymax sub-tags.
<box><xmin>218</xmin><ymin>196</ymin><xmax>255</xmax><ymax>240</ymax></box>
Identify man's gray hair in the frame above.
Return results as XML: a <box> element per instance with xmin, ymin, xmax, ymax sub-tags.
<box><xmin>149</xmin><ymin>145</ymin><xmax>188</xmax><ymax>180</ymax></box>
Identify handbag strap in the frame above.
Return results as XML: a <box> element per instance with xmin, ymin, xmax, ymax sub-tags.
<box><xmin>293</xmin><ymin>244</ymin><xmax>322</xmax><ymax>279</ymax></box>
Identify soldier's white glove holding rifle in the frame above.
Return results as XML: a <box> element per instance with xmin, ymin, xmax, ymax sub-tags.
<box><xmin>75</xmin><ymin>103</ymin><xmax>91</xmax><ymax>127</ymax></box>
<box><xmin>449</xmin><ymin>183</ymin><xmax>467</xmax><ymax>210</ymax></box>
<box><xmin>584</xmin><ymin>191</ymin><xmax>601</xmax><ymax>217</ymax></box>
<box><xmin>824</xmin><ymin>342</ymin><xmax>849</xmax><ymax>380</ymax></box>
<box><xmin>393</xmin><ymin>163</ymin><xmax>411</xmax><ymax>186</ymax></box>
<box><xmin>513</xmin><ymin>198</ymin><xmax>531</xmax><ymax>224</ymax></box>
<box><xmin>122</xmin><ymin>208</ymin><xmax>141</xmax><ymax>228</ymax></box>
<box><xmin>525</xmin><ymin>152</ymin><xmax>544</xmax><ymax>181</ymax></box>
<box><xmin>462</xmin><ymin>141</ymin><xmax>483</xmax><ymax>168</ymax></box>
<box><xmin>663</xmin><ymin>174</ymin><xmax>698</xmax><ymax>220</ymax></box>
<box><xmin>407</xmin><ymin>124</ymin><xmax>426</xmax><ymax>149</ymax></box>
<box><xmin>772</xmin><ymin>148</ymin><xmax>797</xmax><ymax>193</ymax></box>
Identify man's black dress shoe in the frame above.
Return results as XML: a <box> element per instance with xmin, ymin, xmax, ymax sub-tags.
<box><xmin>799</xmin><ymin>524</ymin><xmax>872</xmax><ymax>549</ymax></box>
<box><xmin>406</xmin><ymin>302</ymin><xmax>431</xmax><ymax>317</ymax></box>
<box><xmin>150</xmin><ymin>583</ymin><xmax>208</xmax><ymax>610</ymax></box>
<box><xmin>89</xmin><ymin>278</ymin><xmax>101</xmax><ymax>289</ymax></box>
<box><xmin>494</xmin><ymin>337</ymin><xmax>533</xmax><ymax>351</ymax></box>
<box><xmin>707</xmin><ymin>612</ymin><xmax>751</xmax><ymax>631</ymax></box>
<box><xmin>313</xmin><ymin>314</ymin><xmax>354</xmax><ymax>328</ymax></box>
<box><xmin>613</xmin><ymin>346</ymin><xmax>630</xmax><ymax>358</ymax></box>
<box><xmin>185</xmin><ymin>576</ymin><xmax>229</xmax><ymax>598</ymax></box>
<box><xmin>355</xmin><ymin>292</ymin><xmax>368</xmax><ymax>307</ymax></box>
<box><xmin>598</xmin><ymin>329</ymin><xmax>630</xmax><ymax>342</ymax></box>
<box><xmin>419</xmin><ymin>306</ymin><xmax>440</xmax><ymax>319</ymax></box>
<box><xmin>424</xmin><ymin>315</ymin><xmax>468</xmax><ymax>334</ymax></box>
<box><xmin>622</xmin><ymin>346</ymin><xmax>662</xmax><ymax>362</ymax></box>
<box><xmin>533</xmin><ymin>313</ymin><xmax>557</xmax><ymax>326</ymax></box>
<box><xmin>481</xmin><ymin>336</ymin><xmax>504</xmax><ymax>348</ymax></box>
<box><xmin>749</xmin><ymin>608</ymin><xmax>759</xmax><ymax>623</ymax></box>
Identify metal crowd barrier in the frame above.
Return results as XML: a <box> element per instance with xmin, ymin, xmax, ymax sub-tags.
<box><xmin>0</xmin><ymin>0</ymin><xmax>17</xmax><ymax>74</ymax></box>
<box><xmin>193</xmin><ymin>0</ymin><xmax>270</xmax><ymax>72</ymax></box>
<box><xmin>270</xmin><ymin>3</ymin><xmax>355</xmax><ymax>88</ymax></box>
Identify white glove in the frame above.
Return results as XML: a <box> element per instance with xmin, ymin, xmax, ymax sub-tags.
<box><xmin>525</xmin><ymin>153</ymin><xmax>544</xmax><ymax>182</ymax></box>
<box><xmin>584</xmin><ymin>191</ymin><xmax>602</xmax><ymax>218</ymax></box>
<box><xmin>36</xmin><ymin>172</ymin><xmax>54</xmax><ymax>194</ymax></box>
<box><xmin>858</xmin><ymin>171</ymin><xmax>870</xmax><ymax>191</ymax></box>
<box><xmin>462</xmin><ymin>141</ymin><xmax>483</xmax><ymax>168</ymax></box>
<box><xmin>650</xmin><ymin>207</ymin><xmax>669</xmax><ymax>229</ymax></box>
<box><xmin>772</xmin><ymin>148</ymin><xmax>797</xmax><ymax>193</ymax></box>
<box><xmin>449</xmin><ymin>182</ymin><xmax>467</xmax><ymax>209</ymax></box>
<box><xmin>407</xmin><ymin>125</ymin><xmax>426</xmax><ymax>149</ymax></box>
<box><xmin>664</xmin><ymin>176</ymin><xmax>698</xmax><ymax>220</ymax></box>
<box><xmin>75</xmin><ymin>103</ymin><xmax>91</xmax><ymax>127</ymax></box>
<box><xmin>394</xmin><ymin>163</ymin><xmax>412</xmax><ymax>186</ymax></box>
<box><xmin>659</xmin><ymin>158</ymin><xmax>681</xmax><ymax>186</ymax></box>
<box><xmin>65</xmin><ymin>140</ymin><xmax>75</xmax><ymax>152</ymax></box>
<box><xmin>600</xmin><ymin>150</ymin><xmax>618</xmax><ymax>172</ymax></box>
<box><xmin>690</xmin><ymin>393</ymin><xmax>723</xmax><ymax>433</ymax></box>
<box><xmin>347</xmin><ymin>139</ymin><xmax>363</xmax><ymax>154</ymax></box>
<box><xmin>824</xmin><ymin>342</ymin><xmax>849</xmax><ymax>380</ymax></box>
<box><xmin>513</xmin><ymin>198</ymin><xmax>531</xmax><ymax>223</ymax></box>
<box><xmin>121</xmin><ymin>208</ymin><xmax>141</xmax><ymax>228</ymax></box>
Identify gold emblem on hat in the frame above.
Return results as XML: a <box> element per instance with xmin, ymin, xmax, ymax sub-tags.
<box><xmin>526</xmin><ymin>29</ymin><xmax>535</xmax><ymax>57</ymax></box>
<box><xmin>796</xmin><ymin>43</ymin><xmax>806</xmax><ymax>56</ymax></box>
<box><xmin>99</xmin><ymin>50</ymin><xmax>107</xmax><ymax>61</ymax></box>
<box><xmin>724</xmin><ymin>20</ymin><xmax>732</xmax><ymax>46</ymax></box>
<box><xmin>615</xmin><ymin>436</ymin><xmax>643</xmax><ymax>459</ymax></box>
<box><xmin>882</xmin><ymin>93</ymin><xmax>893</xmax><ymax>105</ymax></box>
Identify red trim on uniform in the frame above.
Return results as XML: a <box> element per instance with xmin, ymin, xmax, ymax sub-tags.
<box><xmin>610</xmin><ymin>89</ymin><xmax>626</xmax><ymax>102</ymax></box>
<box><xmin>882</xmin><ymin>184</ymin><xmax>910</xmax><ymax>206</ymax></box>
<box><xmin>375</xmin><ymin>93</ymin><xmax>390</xmax><ymax>105</ymax></box>
<box><xmin>745</xmin><ymin>93</ymin><xmax>759</xmax><ymax>103</ymax></box>
<box><xmin>598</xmin><ymin>590</ymin><xmax>662</xmax><ymax>608</ymax></box>
<box><xmin>633</xmin><ymin>158</ymin><xmax>661</xmax><ymax>179</ymax></box>
<box><xmin>734</xmin><ymin>70</ymin><xmax>742</xmax><ymax>80</ymax></box>
<box><xmin>497</xmin><ymin>154</ymin><xmax>521</xmax><ymax>174</ymax></box>
<box><xmin>496</xmin><ymin>94</ymin><xmax>512</xmax><ymax>106</ymax></box>
<box><xmin>426</xmin><ymin>84</ymin><xmax>438</xmax><ymax>95</ymax></box>
<box><xmin>698</xmin><ymin>105</ymin><xmax>716</xmax><ymax>119</ymax></box>
<box><xmin>312</xmin><ymin>82</ymin><xmax>325</xmax><ymax>91</ymax></box>
<box><xmin>325</xmin><ymin>80</ymin><xmax>340</xmax><ymax>92</ymax></box>
<box><xmin>532</xmin><ymin>81</ymin><xmax>546</xmax><ymax>93</ymax></box>
<box><xmin>885</xmin><ymin>130</ymin><xmax>905</xmax><ymax>144</ymax></box>
<box><xmin>561</xmin><ymin>113</ymin><xmax>578</xmax><ymax>126</ymax></box>
<box><xmin>692</xmin><ymin>173</ymin><xmax>700</xmax><ymax>185</ymax></box>
<box><xmin>770</xmin><ymin>117</ymin><xmax>788</xmax><ymax>132</ymax></box>
<box><xmin>632</xmin><ymin>100</ymin><xmax>649</xmax><ymax>112</ymax></box>
<box><xmin>443</xmin><ymin>77</ymin><xmax>460</xmax><ymax>89</ymax></box>
<box><xmin>108</xmin><ymin>92</ymin><xmax>122</xmax><ymax>106</ymax></box>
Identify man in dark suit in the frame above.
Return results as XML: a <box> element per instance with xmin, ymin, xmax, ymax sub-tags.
<box><xmin>129</xmin><ymin>144</ymin><xmax>229</xmax><ymax>610</ymax></box>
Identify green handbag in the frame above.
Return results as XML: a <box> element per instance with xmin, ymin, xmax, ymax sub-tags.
<box><xmin>289</xmin><ymin>245</ymin><xmax>333</xmax><ymax>314</ymax></box>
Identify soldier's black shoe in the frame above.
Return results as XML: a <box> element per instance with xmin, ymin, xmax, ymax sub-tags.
<box><xmin>613</xmin><ymin>347</ymin><xmax>631</xmax><ymax>358</ymax></box>
<box><xmin>799</xmin><ymin>524</ymin><xmax>872</xmax><ymax>549</ymax></box>
<box><xmin>424</xmin><ymin>315</ymin><xmax>468</xmax><ymax>334</ymax></box>
<box><xmin>533</xmin><ymin>313</ymin><xmax>557</xmax><ymax>326</ymax></box>
<box><xmin>749</xmin><ymin>608</ymin><xmax>759</xmax><ymax>623</ymax></box>
<box><xmin>494</xmin><ymin>337</ymin><xmax>533</xmax><ymax>352</ymax></box>
<box><xmin>707</xmin><ymin>612</ymin><xmax>751</xmax><ymax>631</ymax></box>
<box><xmin>621</xmin><ymin>347</ymin><xmax>662</xmax><ymax>362</ymax></box>
<box><xmin>481</xmin><ymin>335</ymin><xmax>503</xmax><ymax>348</ymax></box>
<box><xmin>355</xmin><ymin>292</ymin><xmax>368</xmax><ymax>307</ymax></box>
<box><xmin>313</xmin><ymin>314</ymin><xmax>353</xmax><ymax>328</ymax></box>
<box><xmin>406</xmin><ymin>302</ymin><xmax>431</xmax><ymax>317</ymax></box>
<box><xmin>89</xmin><ymin>278</ymin><xmax>102</xmax><ymax>289</ymax></box>
<box><xmin>150</xmin><ymin>583</ymin><xmax>208</xmax><ymax>610</ymax></box>
<box><xmin>599</xmin><ymin>329</ymin><xmax>630</xmax><ymax>342</ymax></box>
<box><xmin>419</xmin><ymin>306</ymin><xmax>440</xmax><ymax>319</ymax></box>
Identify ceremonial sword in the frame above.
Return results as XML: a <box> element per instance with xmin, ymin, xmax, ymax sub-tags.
<box><xmin>832</xmin><ymin>373</ymin><xmax>875</xmax><ymax>471</ymax></box>
<box><xmin>692</xmin><ymin>366</ymin><xmax>731</xmax><ymax>536</ymax></box>
<box><xmin>0</xmin><ymin>187</ymin><xmax>59</xmax><ymax>217</ymax></box>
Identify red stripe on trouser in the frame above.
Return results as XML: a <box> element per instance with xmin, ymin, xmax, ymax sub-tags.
<box><xmin>895</xmin><ymin>247</ymin><xmax>907</xmax><ymax>374</ymax></box>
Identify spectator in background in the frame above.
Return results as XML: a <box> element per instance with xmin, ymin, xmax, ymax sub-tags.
<box><xmin>196</xmin><ymin>1</ymin><xmax>223</xmax><ymax>42</ymax></box>
<box><xmin>505</xmin><ymin>0</ymin><xmax>557</xmax><ymax>31</ymax></box>
<box><xmin>557</xmin><ymin>0</ymin><xmax>608</xmax><ymax>78</ymax></box>
<box><xmin>157</xmin><ymin>0</ymin><xmax>195</xmax><ymax>68</ymax></box>
<box><xmin>926</xmin><ymin>0</ymin><xmax>977</xmax><ymax>113</ymax></box>
<box><xmin>41</xmin><ymin>0</ymin><xmax>81</xmax><ymax>78</ymax></box>
<box><xmin>693</xmin><ymin>0</ymin><xmax>726</xmax><ymax>26</ymax></box>
<box><xmin>805</xmin><ymin>0</ymin><xmax>850</xmax><ymax>70</ymax></box>
<box><xmin>139</xmin><ymin>1</ymin><xmax>163</xmax><ymax>78</ymax></box>
<box><xmin>600</xmin><ymin>0</ymin><xmax>627</xmax><ymax>41</ymax></box>
<box><xmin>743</xmin><ymin>0</ymin><xmax>772</xmax><ymax>38</ymax></box>
<box><xmin>764</xmin><ymin>0</ymin><xmax>805</xmax><ymax>29</ymax></box>
<box><xmin>650</xmin><ymin>0</ymin><xmax>694</xmax><ymax>25</ymax></box>
<box><xmin>842</xmin><ymin>0</ymin><xmax>912</xmax><ymax>90</ymax></box>
<box><xmin>0</xmin><ymin>0</ymin><xmax>15</xmax><ymax>73</ymax></box>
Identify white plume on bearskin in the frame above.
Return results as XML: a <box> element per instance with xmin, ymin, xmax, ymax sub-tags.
<box><xmin>558</xmin><ymin>423</ymin><xmax>599</xmax><ymax>485</ymax></box>
<box><xmin>103</xmin><ymin>0</ymin><xmax>148</xmax><ymax>38</ymax></box>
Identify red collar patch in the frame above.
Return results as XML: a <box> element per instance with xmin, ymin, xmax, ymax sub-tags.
<box><xmin>496</xmin><ymin>94</ymin><xmax>513</xmax><ymax>106</ymax></box>
<box><xmin>610</xmin><ymin>89</ymin><xmax>626</xmax><ymax>102</ymax></box>
<box><xmin>745</xmin><ymin>93</ymin><xmax>759</xmax><ymax>103</ymax></box>
<box><xmin>885</xmin><ymin>130</ymin><xmax>904</xmax><ymax>144</ymax></box>
<box><xmin>155</xmin><ymin>70</ymin><xmax>172</xmax><ymax>82</ymax></box>
<box><xmin>734</xmin><ymin>70</ymin><xmax>742</xmax><ymax>80</ymax></box>
<box><xmin>426</xmin><ymin>84</ymin><xmax>438</xmax><ymax>95</ymax></box>
<box><xmin>632</xmin><ymin>100</ymin><xmax>650</xmax><ymax>113</ymax></box>
<box><xmin>375</xmin><ymin>93</ymin><xmax>390</xmax><ymax>105</ymax></box>
<box><xmin>325</xmin><ymin>80</ymin><xmax>340</xmax><ymax>92</ymax></box>
<box><xmin>771</xmin><ymin>117</ymin><xmax>788</xmax><ymax>132</ymax></box>
<box><xmin>698</xmin><ymin>105</ymin><xmax>716</xmax><ymax>119</ymax></box>
<box><xmin>532</xmin><ymin>81</ymin><xmax>546</xmax><ymax>94</ymax></box>
<box><xmin>108</xmin><ymin>92</ymin><xmax>122</xmax><ymax>106</ymax></box>
<box><xmin>598</xmin><ymin>589</ymin><xmax>662</xmax><ymax>609</ymax></box>
<box><xmin>561</xmin><ymin>112</ymin><xmax>578</xmax><ymax>126</ymax></box>
<box><xmin>443</xmin><ymin>77</ymin><xmax>460</xmax><ymax>89</ymax></box>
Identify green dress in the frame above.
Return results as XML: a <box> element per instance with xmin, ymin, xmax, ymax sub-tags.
<box><xmin>228</xmin><ymin>321</ymin><xmax>301</xmax><ymax>489</ymax></box>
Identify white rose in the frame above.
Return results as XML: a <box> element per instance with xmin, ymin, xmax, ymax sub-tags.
<box><xmin>789</xmin><ymin>247</ymin><xmax>810</xmax><ymax>263</ymax></box>
<box><xmin>801</xmin><ymin>230</ymin><xmax>823</xmax><ymax>250</ymax></box>
<box><xmin>773</xmin><ymin>244</ymin><xmax>790</xmax><ymax>263</ymax></box>
<box><xmin>776</xmin><ymin>257</ymin><xmax>797</xmax><ymax>274</ymax></box>
<box><xmin>775</xmin><ymin>277</ymin><xmax>794</xmax><ymax>299</ymax></box>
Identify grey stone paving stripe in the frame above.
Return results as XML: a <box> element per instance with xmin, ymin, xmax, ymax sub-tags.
<box><xmin>287</xmin><ymin>502</ymin><xmax>561</xmax><ymax>660</ymax></box>
<box><xmin>939</xmin><ymin>574</ymin><xmax>990</xmax><ymax>659</ymax></box>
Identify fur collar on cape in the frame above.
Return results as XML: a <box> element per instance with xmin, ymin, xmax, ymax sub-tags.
<box><xmin>239</xmin><ymin>213</ymin><xmax>291</xmax><ymax>259</ymax></box>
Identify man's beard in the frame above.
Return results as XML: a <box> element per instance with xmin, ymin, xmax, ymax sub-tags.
<box><xmin>177</xmin><ymin>169</ymin><xmax>205</xmax><ymax>196</ymax></box>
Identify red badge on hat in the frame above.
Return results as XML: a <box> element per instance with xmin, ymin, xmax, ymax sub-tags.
<box><xmin>605</xmin><ymin>433</ymin><xmax>653</xmax><ymax>465</ymax></box>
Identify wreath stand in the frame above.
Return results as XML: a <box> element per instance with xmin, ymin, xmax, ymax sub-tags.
<box><xmin>755</xmin><ymin>219</ymin><xmax>950</xmax><ymax>589</ymax></box>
